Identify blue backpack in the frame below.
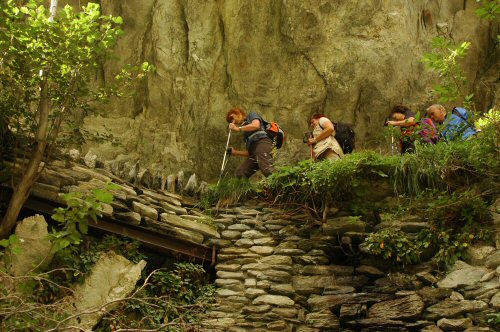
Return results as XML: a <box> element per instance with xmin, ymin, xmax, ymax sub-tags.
<box><xmin>442</xmin><ymin>107</ymin><xmax>477</xmax><ymax>141</ymax></box>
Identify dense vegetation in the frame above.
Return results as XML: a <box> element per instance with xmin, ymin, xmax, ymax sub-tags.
<box><xmin>0</xmin><ymin>235</ymin><xmax>215</xmax><ymax>331</ymax></box>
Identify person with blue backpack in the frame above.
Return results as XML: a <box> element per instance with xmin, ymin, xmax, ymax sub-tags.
<box><xmin>427</xmin><ymin>104</ymin><xmax>478</xmax><ymax>141</ymax></box>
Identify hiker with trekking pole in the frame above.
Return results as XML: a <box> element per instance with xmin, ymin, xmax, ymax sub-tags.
<box><xmin>221</xmin><ymin>107</ymin><xmax>277</xmax><ymax>180</ymax></box>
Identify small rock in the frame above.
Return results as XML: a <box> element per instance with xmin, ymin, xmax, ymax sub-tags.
<box><xmin>449</xmin><ymin>291</ymin><xmax>464</xmax><ymax>301</ymax></box>
<box><xmin>356</xmin><ymin>265</ymin><xmax>385</xmax><ymax>277</ymax></box>
<box><xmin>417</xmin><ymin>271</ymin><xmax>439</xmax><ymax>285</ymax></box>
<box><xmin>437</xmin><ymin>317</ymin><xmax>473</xmax><ymax>331</ymax></box>
<box><xmin>83</xmin><ymin>150</ymin><xmax>97</xmax><ymax>168</ymax></box>
<box><xmin>115</xmin><ymin>211</ymin><xmax>142</xmax><ymax>225</ymax></box>
<box><xmin>252</xmin><ymin>295</ymin><xmax>294</xmax><ymax>307</ymax></box>
<box><xmin>132</xmin><ymin>201</ymin><xmax>158</xmax><ymax>220</ymax></box>
<box><xmin>491</xmin><ymin>291</ymin><xmax>500</xmax><ymax>309</ymax></box>
<box><xmin>184</xmin><ymin>173</ymin><xmax>198</xmax><ymax>196</ymax></box>
<box><xmin>305</xmin><ymin>309</ymin><xmax>340</xmax><ymax>329</ymax></box>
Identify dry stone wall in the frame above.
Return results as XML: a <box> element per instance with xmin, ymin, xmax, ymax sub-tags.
<box><xmin>203</xmin><ymin>204</ymin><xmax>500</xmax><ymax>332</ymax></box>
<box><xmin>80</xmin><ymin>0</ymin><xmax>498</xmax><ymax>180</ymax></box>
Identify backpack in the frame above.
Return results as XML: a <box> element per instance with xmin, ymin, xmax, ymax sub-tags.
<box><xmin>334</xmin><ymin>122</ymin><xmax>355</xmax><ymax>154</ymax></box>
<box><xmin>263</xmin><ymin>120</ymin><xmax>285</xmax><ymax>149</ymax></box>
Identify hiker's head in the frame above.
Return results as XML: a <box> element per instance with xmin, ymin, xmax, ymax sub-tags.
<box><xmin>390</xmin><ymin>105</ymin><xmax>411</xmax><ymax>121</ymax></box>
<box><xmin>427</xmin><ymin>104</ymin><xmax>446</xmax><ymax>124</ymax></box>
<box><xmin>226</xmin><ymin>107</ymin><xmax>246</xmax><ymax>124</ymax></box>
<box><xmin>310</xmin><ymin>113</ymin><xmax>327</xmax><ymax>128</ymax></box>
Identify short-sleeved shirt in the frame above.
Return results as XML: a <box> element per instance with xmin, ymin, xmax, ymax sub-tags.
<box><xmin>243</xmin><ymin>112</ymin><xmax>268</xmax><ymax>147</ymax></box>
<box><xmin>401</xmin><ymin>110</ymin><xmax>415</xmax><ymax>128</ymax></box>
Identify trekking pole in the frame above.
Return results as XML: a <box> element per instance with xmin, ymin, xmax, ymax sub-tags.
<box><xmin>217</xmin><ymin>128</ymin><xmax>232</xmax><ymax>185</ymax></box>
<box><xmin>391</xmin><ymin>135</ymin><xmax>395</xmax><ymax>155</ymax></box>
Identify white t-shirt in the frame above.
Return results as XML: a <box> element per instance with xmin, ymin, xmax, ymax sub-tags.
<box><xmin>318</xmin><ymin>117</ymin><xmax>331</xmax><ymax>128</ymax></box>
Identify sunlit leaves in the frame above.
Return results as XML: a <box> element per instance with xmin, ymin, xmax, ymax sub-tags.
<box><xmin>49</xmin><ymin>182</ymin><xmax>116</xmax><ymax>252</ymax></box>
<box><xmin>422</xmin><ymin>37</ymin><xmax>471</xmax><ymax>103</ymax></box>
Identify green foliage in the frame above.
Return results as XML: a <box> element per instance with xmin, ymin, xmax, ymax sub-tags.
<box><xmin>422</xmin><ymin>37</ymin><xmax>471</xmax><ymax>103</ymax></box>
<box><xmin>486</xmin><ymin>312</ymin><xmax>500</xmax><ymax>329</ymax></box>
<box><xmin>0</xmin><ymin>234</ymin><xmax>21</xmax><ymax>260</ymax></box>
<box><xmin>476</xmin><ymin>107</ymin><xmax>500</xmax><ymax>146</ymax></box>
<box><xmin>433</xmin><ymin>229</ymin><xmax>490</xmax><ymax>266</ymax></box>
<box><xmin>0</xmin><ymin>0</ymin><xmax>154</xmax><ymax>178</ymax></box>
<box><xmin>475</xmin><ymin>0</ymin><xmax>500</xmax><ymax>20</ymax></box>
<box><xmin>97</xmin><ymin>262</ymin><xmax>216</xmax><ymax>331</ymax></box>
<box><xmin>393</xmin><ymin>136</ymin><xmax>499</xmax><ymax>195</ymax></box>
<box><xmin>0</xmin><ymin>235</ymin><xmax>148</xmax><ymax>330</ymax></box>
<box><xmin>201</xmin><ymin>178</ymin><xmax>258</xmax><ymax>208</ymax></box>
<box><xmin>266</xmin><ymin>151</ymin><xmax>398</xmax><ymax>206</ymax></box>
<box><xmin>49</xmin><ymin>181</ymin><xmax>119</xmax><ymax>252</ymax></box>
<box><xmin>426</xmin><ymin>190</ymin><xmax>490</xmax><ymax>229</ymax></box>
<box><xmin>364</xmin><ymin>229</ymin><xmax>427</xmax><ymax>265</ymax></box>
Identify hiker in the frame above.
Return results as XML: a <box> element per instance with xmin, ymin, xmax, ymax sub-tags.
<box><xmin>226</xmin><ymin>107</ymin><xmax>274</xmax><ymax>178</ymax></box>
<box><xmin>386</xmin><ymin>105</ymin><xmax>417</xmax><ymax>154</ymax></box>
<box><xmin>427</xmin><ymin>104</ymin><xmax>478</xmax><ymax>141</ymax></box>
<box><xmin>307</xmin><ymin>114</ymin><xmax>344</xmax><ymax>161</ymax></box>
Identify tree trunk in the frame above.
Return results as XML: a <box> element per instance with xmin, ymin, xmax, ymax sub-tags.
<box><xmin>0</xmin><ymin>80</ymin><xmax>50</xmax><ymax>239</ymax></box>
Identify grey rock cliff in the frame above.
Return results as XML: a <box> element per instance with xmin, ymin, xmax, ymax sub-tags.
<box><xmin>83</xmin><ymin>0</ymin><xmax>498</xmax><ymax>179</ymax></box>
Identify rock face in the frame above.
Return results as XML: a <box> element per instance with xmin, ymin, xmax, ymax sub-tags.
<box><xmin>82</xmin><ymin>0</ymin><xmax>497</xmax><ymax>179</ymax></box>
<box><xmin>5</xmin><ymin>215</ymin><xmax>53</xmax><ymax>276</ymax></box>
<box><xmin>68</xmin><ymin>252</ymin><xmax>146</xmax><ymax>330</ymax></box>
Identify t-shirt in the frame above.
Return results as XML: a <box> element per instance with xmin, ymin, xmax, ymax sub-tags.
<box><xmin>318</xmin><ymin>117</ymin><xmax>331</xmax><ymax>129</ymax></box>
<box><xmin>401</xmin><ymin>110</ymin><xmax>415</xmax><ymax>128</ymax></box>
<box><xmin>243</xmin><ymin>112</ymin><xmax>268</xmax><ymax>146</ymax></box>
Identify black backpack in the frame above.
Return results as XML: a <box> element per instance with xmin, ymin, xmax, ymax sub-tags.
<box><xmin>334</xmin><ymin>122</ymin><xmax>355</xmax><ymax>154</ymax></box>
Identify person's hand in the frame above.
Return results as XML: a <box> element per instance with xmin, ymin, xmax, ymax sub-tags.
<box><xmin>226</xmin><ymin>147</ymin><xmax>233</xmax><ymax>156</ymax></box>
<box><xmin>307</xmin><ymin>137</ymin><xmax>316</xmax><ymax>146</ymax></box>
<box><xmin>386</xmin><ymin>120</ymin><xmax>396</xmax><ymax>126</ymax></box>
<box><xmin>229</xmin><ymin>123</ymin><xmax>240</xmax><ymax>132</ymax></box>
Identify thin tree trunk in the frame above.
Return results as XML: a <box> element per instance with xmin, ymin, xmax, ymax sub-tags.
<box><xmin>0</xmin><ymin>1</ymin><xmax>59</xmax><ymax>239</ymax></box>
<box><xmin>0</xmin><ymin>80</ymin><xmax>50</xmax><ymax>238</ymax></box>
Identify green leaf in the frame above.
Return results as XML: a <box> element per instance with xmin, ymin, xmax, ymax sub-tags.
<box><xmin>93</xmin><ymin>189</ymin><xmax>114</xmax><ymax>203</ymax></box>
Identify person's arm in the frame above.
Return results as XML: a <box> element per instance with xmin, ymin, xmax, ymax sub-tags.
<box><xmin>307</xmin><ymin>119</ymin><xmax>334</xmax><ymax>145</ymax></box>
<box><xmin>228</xmin><ymin>147</ymin><xmax>249</xmax><ymax>157</ymax></box>
<box><xmin>229</xmin><ymin>119</ymin><xmax>261</xmax><ymax>132</ymax></box>
<box><xmin>387</xmin><ymin>117</ymin><xmax>416</xmax><ymax>127</ymax></box>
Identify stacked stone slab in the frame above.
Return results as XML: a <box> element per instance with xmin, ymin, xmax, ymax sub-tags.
<box><xmin>202</xmin><ymin>204</ymin><xmax>499</xmax><ymax>332</ymax></box>
<box><xmin>5</xmin><ymin>159</ymin><xmax>220</xmax><ymax>246</ymax></box>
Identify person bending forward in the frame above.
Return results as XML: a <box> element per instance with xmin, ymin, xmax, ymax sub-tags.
<box><xmin>307</xmin><ymin>114</ymin><xmax>344</xmax><ymax>161</ymax></box>
<box><xmin>226</xmin><ymin>107</ymin><xmax>274</xmax><ymax>178</ymax></box>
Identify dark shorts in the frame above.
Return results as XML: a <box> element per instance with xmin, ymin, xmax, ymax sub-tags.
<box><xmin>235</xmin><ymin>138</ymin><xmax>274</xmax><ymax>178</ymax></box>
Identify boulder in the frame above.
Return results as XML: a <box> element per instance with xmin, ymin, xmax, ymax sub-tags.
<box><xmin>6</xmin><ymin>215</ymin><xmax>53</xmax><ymax>276</ymax></box>
<box><xmin>465</xmin><ymin>245</ymin><xmax>496</xmax><ymax>266</ymax></box>
<box><xmin>437</xmin><ymin>261</ymin><xmax>489</xmax><ymax>288</ymax></box>
<box><xmin>68</xmin><ymin>252</ymin><xmax>146</xmax><ymax>330</ymax></box>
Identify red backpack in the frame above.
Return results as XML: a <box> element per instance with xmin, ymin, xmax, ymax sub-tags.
<box><xmin>263</xmin><ymin>120</ymin><xmax>285</xmax><ymax>149</ymax></box>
